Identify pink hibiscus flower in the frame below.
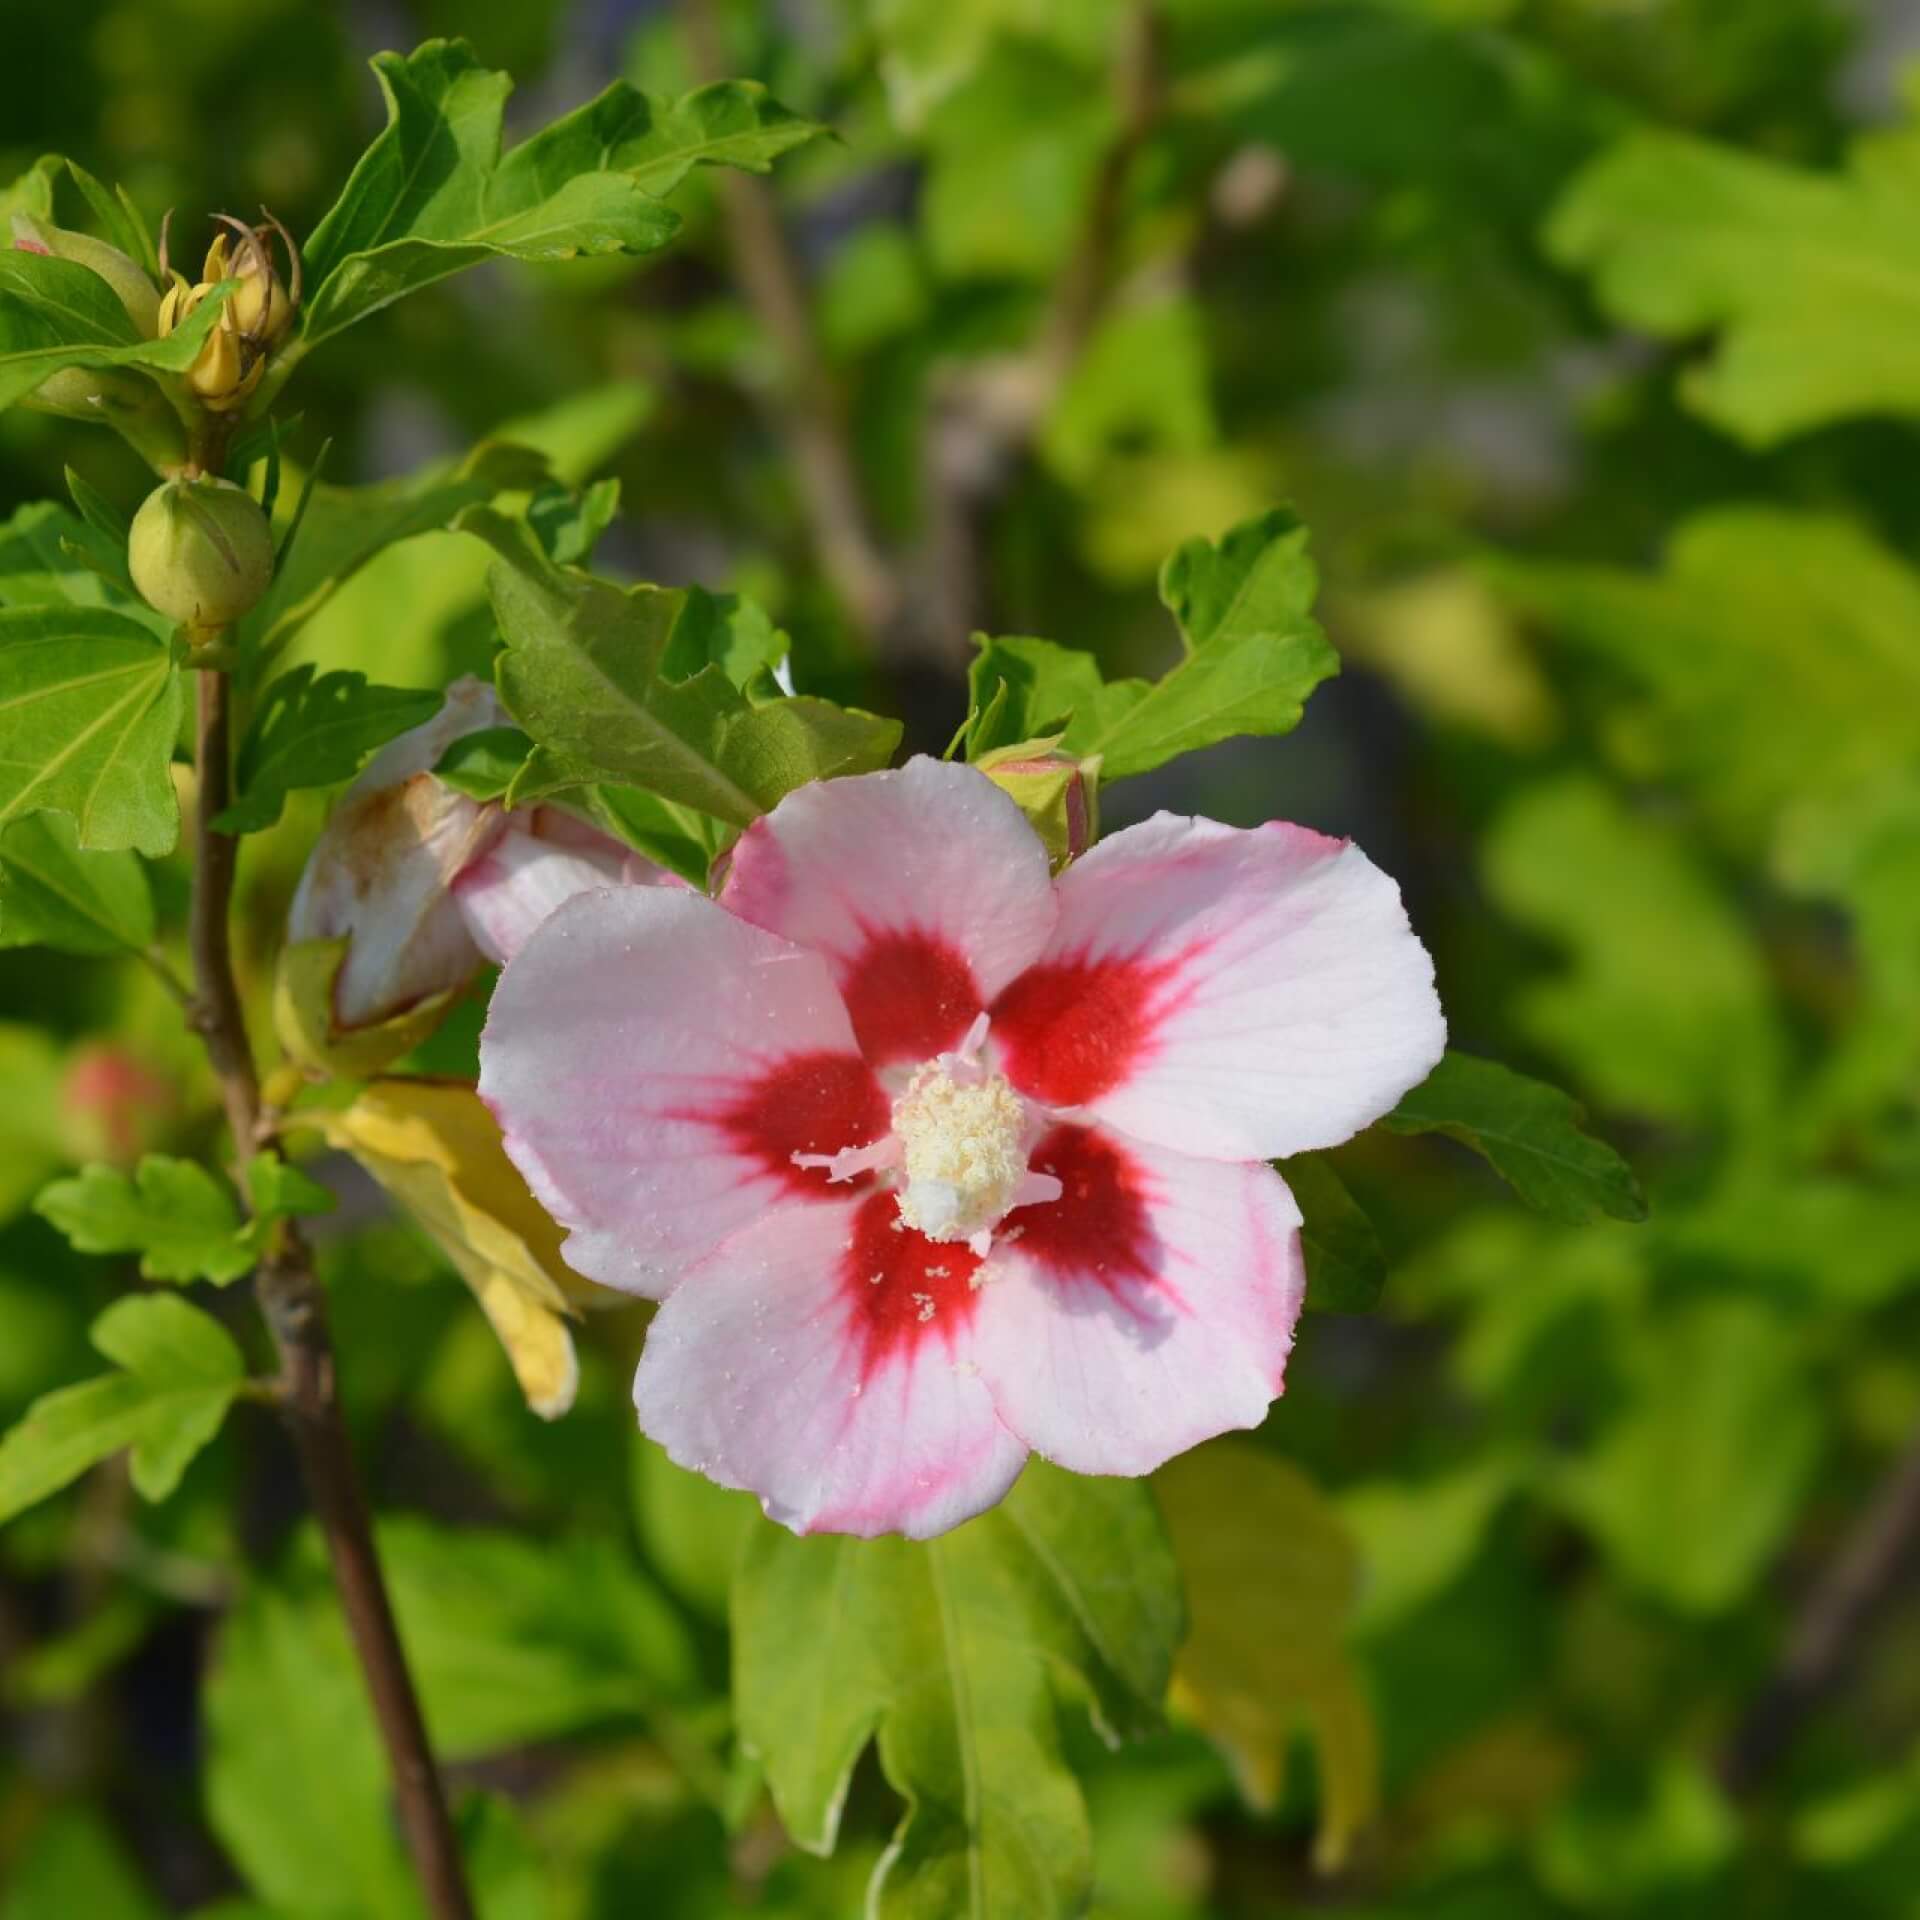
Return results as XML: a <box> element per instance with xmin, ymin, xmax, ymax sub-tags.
<box><xmin>480</xmin><ymin>758</ymin><xmax>1444</xmax><ymax>1538</ymax></box>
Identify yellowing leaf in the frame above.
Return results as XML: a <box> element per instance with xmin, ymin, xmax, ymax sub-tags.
<box><xmin>1155</xmin><ymin>1441</ymin><xmax>1380</xmax><ymax>1871</ymax></box>
<box><xmin>319</xmin><ymin>1079</ymin><xmax>595</xmax><ymax>1419</ymax></box>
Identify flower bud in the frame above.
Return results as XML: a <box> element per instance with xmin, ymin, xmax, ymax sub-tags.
<box><xmin>975</xmin><ymin>740</ymin><xmax>1099</xmax><ymax>866</ymax></box>
<box><xmin>59</xmin><ymin>1043</ymin><xmax>180</xmax><ymax>1167</ymax></box>
<box><xmin>127</xmin><ymin>476</ymin><xmax>275</xmax><ymax>629</ymax></box>
<box><xmin>280</xmin><ymin>678</ymin><xmax>672</xmax><ymax>1076</ymax></box>
<box><xmin>12</xmin><ymin>216</ymin><xmax>160</xmax><ymax>337</ymax></box>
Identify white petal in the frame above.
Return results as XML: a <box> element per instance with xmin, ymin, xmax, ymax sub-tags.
<box><xmin>721</xmin><ymin>758</ymin><xmax>1057</xmax><ymax>1066</ymax></box>
<box><xmin>972</xmin><ymin>1124</ymin><xmax>1305</xmax><ymax>1475</ymax></box>
<box><xmin>991</xmin><ymin>814</ymin><xmax>1445</xmax><ymax>1160</ymax></box>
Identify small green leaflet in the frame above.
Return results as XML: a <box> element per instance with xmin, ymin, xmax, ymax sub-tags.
<box><xmin>37</xmin><ymin>1156</ymin><xmax>254</xmax><ymax>1285</ymax></box>
<box><xmin>1385</xmin><ymin>1050</ymin><xmax>1646</xmax><ymax>1225</ymax></box>
<box><xmin>1548</xmin><ymin>119</ymin><xmax>1920</xmax><ymax>445</ymax></box>
<box><xmin>0</xmin><ymin>1293</ymin><xmax>244</xmax><ymax>1519</ymax></box>
<box><xmin>0</xmin><ymin>605</ymin><xmax>182</xmax><ymax>855</ymax></box>
<box><xmin>968</xmin><ymin>509</ymin><xmax>1338</xmax><ymax>779</ymax></box>
<box><xmin>462</xmin><ymin>507</ymin><xmax>900</xmax><ymax>828</ymax></box>
<box><xmin>246</xmin><ymin>1154</ymin><xmax>337</xmax><ymax>1228</ymax></box>
<box><xmin>0</xmin><ymin>249</ymin><xmax>233</xmax><ymax>414</ymax></box>
<box><xmin>0</xmin><ymin>811</ymin><xmax>154</xmax><ymax>955</ymax></box>
<box><xmin>1282</xmin><ymin>1153</ymin><xmax>1386</xmax><ymax>1312</ymax></box>
<box><xmin>296</xmin><ymin>42</ymin><xmax>821</xmax><ymax>356</ymax></box>
<box><xmin>216</xmin><ymin>666</ymin><xmax>440</xmax><ymax>833</ymax></box>
<box><xmin>734</xmin><ymin>1465</ymin><xmax>1181</xmax><ymax>1919</ymax></box>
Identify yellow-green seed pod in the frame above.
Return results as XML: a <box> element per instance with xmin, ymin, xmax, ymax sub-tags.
<box><xmin>127</xmin><ymin>476</ymin><xmax>274</xmax><ymax>630</ymax></box>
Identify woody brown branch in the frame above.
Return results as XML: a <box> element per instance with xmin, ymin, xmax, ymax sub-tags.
<box><xmin>189</xmin><ymin>667</ymin><xmax>476</xmax><ymax>1920</ymax></box>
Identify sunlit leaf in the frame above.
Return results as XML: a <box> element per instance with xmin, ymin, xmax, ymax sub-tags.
<box><xmin>1549</xmin><ymin>118</ymin><xmax>1920</xmax><ymax>444</ymax></box>
<box><xmin>0</xmin><ymin>606</ymin><xmax>181</xmax><ymax>854</ymax></box>
<box><xmin>0</xmin><ymin>1293</ymin><xmax>243</xmax><ymax>1519</ymax></box>
<box><xmin>735</xmin><ymin>1465</ymin><xmax>1181</xmax><ymax>1918</ymax></box>
<box><xmin>36</xmin><ymin>1156</ymin><xmax>251</xmax><ymax>1285</ymax></box>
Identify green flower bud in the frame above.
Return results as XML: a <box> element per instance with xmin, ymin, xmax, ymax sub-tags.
<box><xmin>976</xmin><ymin>740</ymin><xmax>1099</xmax><ymax>867</ymax></box>
<box><xmin>127</xmin><ymin>476</ymin><xmax>274</xmax><ymax>630</ymax></box>
<box><xmin>12</xmin><ymin>216</ymin><xmax>160</xmax><ymax>337</ymax></box>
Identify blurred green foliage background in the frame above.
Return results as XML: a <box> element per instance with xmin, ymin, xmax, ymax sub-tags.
<box><xmin>5</xmin><ymin>0</ymin><xmax>1920</xmax><ymax>1915</ymax></box>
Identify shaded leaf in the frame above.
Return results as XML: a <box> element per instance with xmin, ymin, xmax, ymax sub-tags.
<box><xmin>1385</xmin><ymin>1051</ymin><xmax>1646</xmax><ymax>1225</ymax></box>
<box><xmin>1283</xmin><ymin>1153</ymin><xmax>1386</xmax><ymax>1312</ymax></box>
<box><xmin>0</xmin><ymin>605</ymin><xmax>181</xmax><ymax>855</ymax></box>
<box><xmin>0</xmin><ymin>810</ymin><xmax>153</xmax><ymax>954</ymax></box>
<box><xmin>463</xmin><ymin>507</ymin><xmax>899</xmax><ymax>829</ymax></box>
<box><xmin>36</xmin><ymin>1155</ymin><xmax>251</xmax><ymax>1285</ymax></box>
<box><xmin>1156</xmin><ymin>1441</ymin><xmax>1379</xmax><ymax>1870</ymax></box>
<box><xmin>735</xmin><ymin>1465</ymin><xmax>1181</xmax><ymax>1918</ymax></box>
<box><xmin>216</xmin><ymin>665</ymin><xmax>440</xmax><ymax>833</ymax></box>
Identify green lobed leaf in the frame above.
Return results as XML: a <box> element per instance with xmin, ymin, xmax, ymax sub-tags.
<box><xmin>1282</xmin><ymin>1152</ymin><xmax>1387</xmax><ymax>1312</ymax></box>
<box><xmin>734</xmin><ymin>1463</ymin><xmax>1181</xmax><ymax>1920</ymax></box>
<box><xmin>462</xmin><ymin>506</ymin><xmax>899</xmax><ymax>829</ymax></box>
<box><xmin>0</xmin><ymin>500</ymin><xmax>159</xmax><ymax>623</ymax></box>
<box><xmin>0</xmin><ymin>1293</ymin><xmax>243</xmax><ymax>1520</ymax></box>
<box><xmin>244</xmin><ymin>438</ymin><xmax>550</xmax><ymax>669</ymax></box>
<box><xmin>1384</xmin><ymin>1050</ymin><xmax>1646</xmax><ymax>1225</ymax></box>
<box><xmin>36</xmin><ymin>1156</ymin><xmax>252</xmax><ymax>1285</ymax></box>
<box><xmin>297</xmin><ymin>44</ymin><xmax>819</xmax><ymax>357</ymax></box>
<box><xmin>1548</xmin><ymin>118</ymin><xmax>1920</xmax><ymax>444</ymax></box>
<box><xmin>215</xmin><ymin>665</ymin><xmax>440</xmax><ymax>833</ymax></box>
<box><xmin>0</xmin><ymin>605</ymin><xmax>182</xmax><ymax>855</ymax></box>
<box><xmin>0</xmin><ymin>810</ymin><xmax>154</xmax><ymax>955</ymax></box>
<box><xmin>1155</xmin><ymin>1441</ymin><xmax>1379</xmax><ymax>1870</ymax></box>
<box><xmin>0</xmin><ymin>249</ymin><xmax>232</xmax><ymax>413</ymax></box>
<box><xmin>968</xmin><ymin>508</ymin><xmax>1337</xmax><ymax>780</ymax></box>
<box><xmin>1552</xmin><ymin>1299</ymin><xmax>1822</xmax><ymax>1614</ymax></box>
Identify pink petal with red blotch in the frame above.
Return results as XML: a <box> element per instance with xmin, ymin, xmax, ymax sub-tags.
<box><xmin>990</xmin><ymin>813</ymin><xmax>1445</xmax><ymax>1161</ymax></box>
<box><xmin>288</xmin><ymin>677</ymin><xmax>505</xmax><ymax>1027</ymax></box>
<box><xmin>634</xmin><ymin>1193</ymin><xmax>1027</xmax><ymax>1538</ymax></box>
<box><xmin>453</xmin><ymin>807</ymin><xmax>674</xmax><ymax>966</ymax></box>
<box><xmin>480</xmin><ymin>886</ymin><xmax>886</xmax><ymax>1297</ymax></box>
<box><xmin>970</xmin><ymin>1124</ymin><xmax>1304</xmax><ymax>1475</ymax></box>
<box><xmin>721</xmin><ymin>758</ymin><xmax>1057</xmax><ymax>1067</ymax></box>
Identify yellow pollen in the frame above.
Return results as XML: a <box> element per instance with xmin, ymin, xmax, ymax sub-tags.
<box><xmin>890</xmin><ymin>1063</ymin><xmax>1028</xmax><ymax>1243</ymax></box>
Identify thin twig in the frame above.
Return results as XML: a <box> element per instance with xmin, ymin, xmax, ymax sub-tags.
<box><xmin>680</xmin><ymin>0</ymin><xmax>903</xmax><ymax>644</ymax></box>
<box><xmin>1721</xmin><ymin>1420</ymin><xmax>1920</xmax><ymax>1795</ymax></box>
<box><xmin>190</xmin><ymin>668</ymin><xmax>476</xmax><ymax>1920</ymax></box>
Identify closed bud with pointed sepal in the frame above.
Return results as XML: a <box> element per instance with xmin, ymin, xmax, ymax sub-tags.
<box><xmin>974</xmin><ymin>739</ymin><xmax>1099</xmax><ymax>867</ymax></box>
<box><xmin>12</xmin><ymin>215</ymin><xmax>161</xmax><ymax>337</ymax></box>
<box><xmin>127</xmin><ymin>475</ymin><xmax>274</xmax><ymax>630</ymax></box>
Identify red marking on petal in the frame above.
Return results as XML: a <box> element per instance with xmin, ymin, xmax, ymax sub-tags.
<box><xmin>843</xmin><ymin>1190</ymin><xmax>982</xmax><ymax>1376</ymax></box>
<box><xmin>841</xmin><ymin>927</ymin><xmax>982</xmax><ymax>1066</ymax></box>
<box><xmin>715</xmin><ymin>1053</ymin><xmax>889</xmax><ymax>1200</ymax></box>
<box><xmin>1005</xmin><ymin>1124</ymin><xmax>1158</xmax><ymax>1293</ymax></box>
<box><xmin>990</xmin><ymin>951</ymin><xmax>1187</xmax><ymax>1107</ymax></box>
